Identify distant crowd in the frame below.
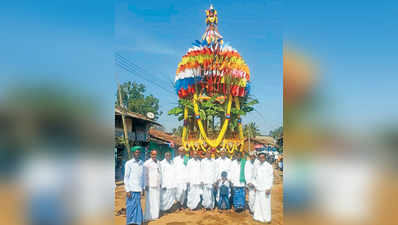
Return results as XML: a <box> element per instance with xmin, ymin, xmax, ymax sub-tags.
<box><xmin>123</xmin><ymin>146</ymin><xmax>282</xmax><ymax>225</ymax></box>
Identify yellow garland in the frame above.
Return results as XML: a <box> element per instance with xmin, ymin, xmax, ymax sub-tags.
<box><xmin>234</xmin><ymin>97</ymin><xmax>245</xmax><ymax>152</ymax></box>
<box><xmin>234</xmin><ymin>97</ymin><xmax>244</xmax><ymax>138</ymax></box>
<box><xmin>193</xmin><ymin>93</ymin><xmax>232</xmax><ymax>148</ymax></box>
<box><xmin>181</xmin><ymin>95</ymin><xmax>246</xmax><ymax>153</ymax></box>
<box><xmin>182</xmin><ymin>106</ymin><xmax>189</xmax><ymax>151</ymax></box>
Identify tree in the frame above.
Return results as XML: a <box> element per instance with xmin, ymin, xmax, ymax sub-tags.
<box><xmin>171</xmin><ymin>126</ymin><xmax>184</xmax><ymax>137</ymax></box>
<box><xmin>244</xmin><ymin>122</ymin><xmax>261</xmax><ymax>138</ymax></box>
<box><xmin>115</xmin><ymin>81</ymin><xmax>162</xmax><ymax>120</ymax></box>
<box><xmin>269</xmin><ymin>126</ymin><xmax>283</xmax><ymax>138</ymax></box>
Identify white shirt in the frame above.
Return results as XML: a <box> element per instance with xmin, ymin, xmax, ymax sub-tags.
<box><xmin>200</xmin><ymin>158</ymin><xmax>217</xmax><ymax>185</ymax></box>
<box><xmin>229</xmin><ymin>159</ymin><xmax>246</xmax><ymax>187</ymax></box>
<box><xmin>186</xmin><ymin>158</ymin><xmax>202</xmax><ymax>185</ymax></box>
<box><xmin>124</xmin><ymin>158</ymin><xmax>144</xmax><ymax>192</ymax></box>
<box><xmin>173</xmin><ymin>155</ymin><xmax>188</xmax><ymax>184</ymax></box>
<box><xmin>253</xmin><ymin>161</ymin><xmax>273</xmax><ymax>191</ymax></box>
<box><xmin>144</xmin><ymin>158</ymin><xmax>161</xmax><ymax>188</ymax></box>
<box><xmin>244</xmin><ymin>160</ymin><xmax>255</xmax><ymax>185</ymax></box>
<box><xmin>216</xmin><ymin>157</ymin><xmax>231</xmax><ymax>180</ymax></box>
<box><xmin>253</xmin><ymin>158</ymin><xmax>260</xmax><ymax>167</ymax></box>
<box><xmin>160</xmin><ymin>159</ymin><xmax>176</xmax><ymax>188</ymax></box>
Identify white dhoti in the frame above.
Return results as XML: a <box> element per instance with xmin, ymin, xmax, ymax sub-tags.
<box><xmin>187</xmin><ymin>184</ymin><xmax>201</xmax><ymax>210</ymax></box>
<box><xmin>248</xmin><ymin>187</ymin><xmax>256</xmax><ymax>213</ymax></box>
<box><xmin>253</xmin><ymin>191</ymin><xmax>271</xmax><ymax>223</ymax></box>
<box><xmin>175</xmin><ymin>183</ymin><xmax>187</xmax><ymax>204</ymax></box>
<box><xmin>144</xmin><ymin>187</ymin><xmax>160</xmax><ymax>221</ymax></box>
<box><xmin>160</xmin><ymin>188</ymin><xmax>176</xmax><ymax>211</ymax></box>
<box><xmin>201</xmin><ymin>184</ymin><xmax>214</xmax><ymax>209</ymax></box>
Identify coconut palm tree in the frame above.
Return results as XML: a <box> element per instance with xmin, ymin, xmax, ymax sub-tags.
<box><xmin>244</xmin><ymin>122</ymin><xmax>261</xmax><ymax>138</ymax></box>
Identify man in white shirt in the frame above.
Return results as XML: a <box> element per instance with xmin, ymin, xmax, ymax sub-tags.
<box><xmin>230</xmin><ymin>151</ymin><xmax>246</xmax><ymax>212</ymax></box>
<box><xmin>252</xmin><ymin>151</ymin><xmax>274</xmax><ymax>223</ymax></box>
<box><xmin>159</xmin><ymin>151</ymin><xmax>176</xmax><ymax>212</ymax></box>
<box><xmin>244</xmin><ymin>151</ymin><xmax>257</xmax><ymax>214</ymax></box>
<box><xmin>143</xmin><ymin>150</ymin><xmax>161</xmax><ymax>222</ymax></box>
<box><xmin>173</xmin><ymin>146</ymin><xmax>188</xmax><ymax>211</ymax></box>
<box><xmin>124</xmin><ymin>146</ymin><xmax>144</xmax><ymax>225</ymax></box>
<box><xmin>186</xmin><ymin>151</ymin><xmax>202</xmax><ymax>210</ymax></box>
<box><xmin>200</xmin><ymin>151</ymin><xmax>217</xmax><ymax>210</ymax></box>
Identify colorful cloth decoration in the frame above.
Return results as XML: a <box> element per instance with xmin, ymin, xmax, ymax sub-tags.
<box><xmin>174</xmin><ymin>5</ymin><xmax>250</xmax><ymax>99</ymax></box>
<box><xmin>177</xmin><ymin>5</ymin><xmax>249</xmax><ymax>153</ymax></box>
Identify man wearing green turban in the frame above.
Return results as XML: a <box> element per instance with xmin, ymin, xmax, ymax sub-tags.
<box><xmin>131</xmin><ymin>146</ymin><xmax>142</xmax><ymax>152</ymax></box>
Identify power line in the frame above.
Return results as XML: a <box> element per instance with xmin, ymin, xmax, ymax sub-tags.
<box><xmin>115</xmin><ymin>57</ymin><xmax>176</xmax><ymax>96</ymax></box>
<box><xmin>117</xmin><ymin>53</ymin><xmax>175</xmax><ymax>85</ymax></box>
<box><xmin>115</xmin><ymin>53</ymin><xmax>172</xmax><ymax>86</ymax></box>
<box><xmin>115</xmin><ymin>53</ymin><xmax>175</xmax><ymax>88</ymax></box>
<box><xmin>116</xmin><ymin>62</ymin><xmax>176</xmax><ymax>97</ymax></box>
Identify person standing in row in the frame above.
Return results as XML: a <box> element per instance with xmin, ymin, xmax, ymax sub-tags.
<box><xmin>186</xmin><ymin>151</ymin><xmax>202</xmax><ymax>210</ymax></box>
<box><xmin>244</xmin><ymin>151</ymin><xmax>257</xmax><ymax>214</ymax></box>
<box><xmin>124</xmin><ymin>146</ymin><xmax>144</xmax><ymax>225</ymax></box>
<box><xmin>173</xmin><ymin>147</ymin><xmax>188</xmax><ymax>211</ymax></box>
<box><xmin>159</xmin><ymin>151</ymin><xmax>176</xmax><ymax>212</ymax></box>
<box><xmin>200</xmin><ymin>151</ymin><xmax>217</xmax><ymax>210</ymax></box>
<box><xmin>252</xmin><ymin>151</ymin><xmax>274</xmax><ymax>223</ymax></box>
<box><xmin>143</xmin><ymin>150</ymin><xmax>161</xmax><ymax>222</ymax></box>
<box><xmin>230</xmin><ymin>151</ymin><xmax>246</xmax><ymax>212</ymax></box>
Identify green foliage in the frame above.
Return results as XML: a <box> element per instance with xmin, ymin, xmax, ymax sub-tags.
<box><xmin>171</xmin><ymin>126</ymin><xmax>184</xmax><ymax>136</ymax></box>
<box><xmin>227</xmin><ymin>97</ymin><xmax>259</xmax><ymax>133</ymax></box>
<box><xmin>179</xmin><ymin>99</ymin><xmax>194</xmax><ymax>110</ymax></box>
<box><xmin>244</xmin><ymin>122</ymin><xmax>261</xmax><ymax>137</ymax></box>
<box><xmin>199</xmin><ymin>96</ymin><xmax>221</xmax><ymax>120</ymax></box>
<box><xmin>231</xmin><ymin>108</ymin><xmax>246</xmax><ymax>116</ymax></box>
<box><xmin>269</xmin><ymin>126</ymin><xmax>283</xmax><ymax>138</ymax></box>
<box><xmin>168</xmin><ymin>107</ymin><xmax>183</xmax><ymax>115</ymax></box>
<box><xmin>168</xmin><ymin>99</ymin><xmax>194</xmax><ymax>122</ymax></box>
<box><xmin>240</xmin><ymin>98</ymin><xmax>259</xmax><ymax>113</ymax></box>
<box><xmin>168</xmin><ymin>95</ymin><xmax>261</xmax><ymax>135</ymax></box>
<box><xmin>116</xmin><ymin>81</ymin><xmax>162</xmax><ymax>120</ymax></box>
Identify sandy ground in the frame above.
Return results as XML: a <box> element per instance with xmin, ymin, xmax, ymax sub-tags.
<box><xmin>115</xmin><ymin>164</ymin><xmax>283</xmax><ymax>225</ymax></box>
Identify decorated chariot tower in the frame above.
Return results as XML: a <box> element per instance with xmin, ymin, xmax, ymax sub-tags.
<box><xmin>170</xmin><ymin>5</ymin><xmax>257</xmax><ymax>156</ymax></box>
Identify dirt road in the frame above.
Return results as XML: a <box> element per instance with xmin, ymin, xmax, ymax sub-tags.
<box><xmin>115</xmin><ymin>165</ymin><xmax>283</xmax><ymax>225</ymax></box>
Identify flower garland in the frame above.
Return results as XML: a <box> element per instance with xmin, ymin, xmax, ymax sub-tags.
<box><xmin>181</xmin><ymin>94</ymin><xmax>245</xmax><ymax>153</ymax></box>
<box><xmin>181</xmin><ymin>105</ymin><xmax>189</xmax><ymax>151</ymax></box>
<box><xmin>193</xmin><ymin>93</ymin><xmax>232</xmax><ymax>148</ymax></box>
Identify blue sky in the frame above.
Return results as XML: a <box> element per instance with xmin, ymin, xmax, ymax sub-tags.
<box><xmin>0</xmin><ymin>0</ymin><xmax>114</xmax><ymax>119</ymax></box>
<box><xmin>1</xmin><ymin>0</ymin><xmax>395</xmax><ymax>134</ymax></box>
<box><xmin>115</xmin><ymin>0</ymin><xmax>283</xmax><ymax>134</ymax></box>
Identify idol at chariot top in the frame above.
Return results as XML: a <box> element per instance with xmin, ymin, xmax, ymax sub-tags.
<box><xmin>170</xmin><ymin>4</ymin><xmax>257</xmax><ymax>155</ymax></box>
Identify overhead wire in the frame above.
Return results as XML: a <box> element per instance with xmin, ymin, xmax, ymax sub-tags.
<box><xmin>115</xmin><ymin>55</ymin><xmax>176</xmax><ymax>97</ymax></box>
<box><xmin>115</xmin><ymin>53</ymin><xmax>174</xmax><ymax>88</ymax></box>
